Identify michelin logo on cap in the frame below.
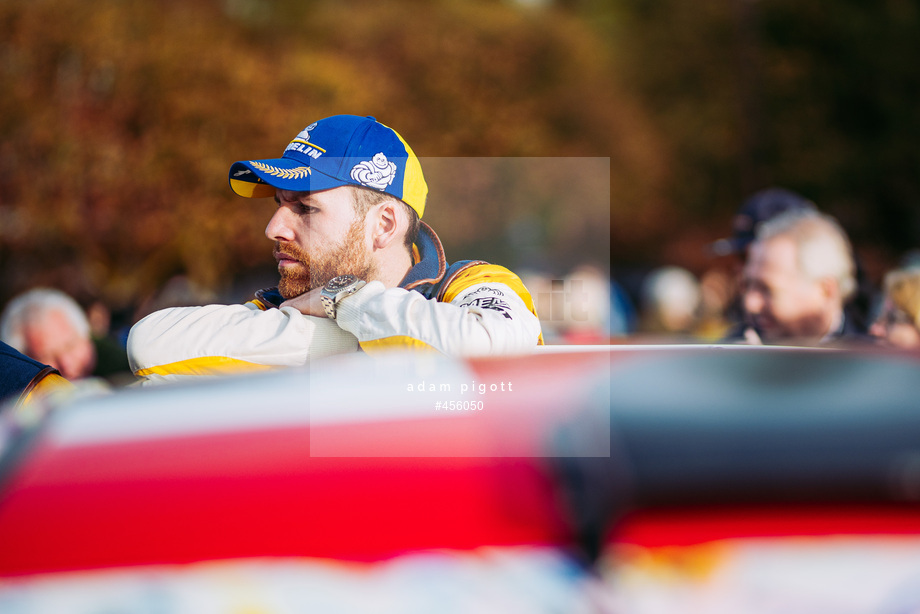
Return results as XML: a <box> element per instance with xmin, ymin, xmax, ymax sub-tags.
<box><xmin>284</xmin><ymin>123</ymin><xmax>324</xmax><ymax>159</ymax></box>
<box><xmin>351</xmin><ymin>153</ymin><xmax>397</xmax><ymax>190</ymax></box>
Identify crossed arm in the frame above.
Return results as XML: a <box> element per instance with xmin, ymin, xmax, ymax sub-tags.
<box><xmin>128</xmin><ymin>281</ymin><xmax>541</xmax><ymax>385</ymax></box>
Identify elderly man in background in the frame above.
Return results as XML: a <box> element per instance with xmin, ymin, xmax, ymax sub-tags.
<box><xmin>737</xmin><ymin>209</ymin><xmax>864</xmax><ymax>346</ymax></box>
<box><xmin>1</xmin><ymin>288</ymin><xmax>97</xmax><ymax>380</ymax></box>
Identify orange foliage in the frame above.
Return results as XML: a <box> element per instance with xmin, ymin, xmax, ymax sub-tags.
<box><xmin>1</xmin><ymin>0</ymin><xmax>667</xmax><ymax>312</ymax></box>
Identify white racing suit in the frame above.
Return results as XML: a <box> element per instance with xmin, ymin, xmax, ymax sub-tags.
<box><xmin>128</xmin><ymin>223</ymin><xmax>543</xmax><ymax>384</ymax></box>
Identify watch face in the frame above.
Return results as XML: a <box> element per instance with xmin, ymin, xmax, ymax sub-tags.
<box><xmin>325</xmin><ymin>274</ymin><xmax>358</xmax><ymax>291</ymax></box>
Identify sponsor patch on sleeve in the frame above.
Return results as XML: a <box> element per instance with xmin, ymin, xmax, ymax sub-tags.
<box><xmin>458</xmin><ymin>290</ymin><xmax>514</xmax><ymax>320</ymax></box>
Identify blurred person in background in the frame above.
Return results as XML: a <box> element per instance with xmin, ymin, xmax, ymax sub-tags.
<box><xmin>129</xmin><ymin>115</ymin><xmax>542</xmax><ymax>383</ymax></box>
<box><xmin>712</xmin><ymin>187</ymin><xmax>817</xmax><ymax>336</ymax></box>
<box><xmin>638</xmin><ymin>266</ymin><xmax>702</xmax><ymax>340</ymax></box>
<box><xmin>610</xmin><ymin>277</ymin><xmax>636</xmax><ymax>338</ymax></box>
<box><xmin>1</xmin><ymin>288</ymin><xmax>131</xmax><ymax>384</ymax></box>
<box><xmin>716</xmin><ymin>187</ymin><xmax>874</xmax><ymax>339</ymax></box>
<box><xmin>84</xmin><ymin>299</ymin><xmax>134</xmax><ymax>386</ymax></box>
<box><xmin>1</xmin><ymin>288</ymin><xmax>96</xmax><ymax>380</ymax></box>
<box><xmin>870</xmin><ymin>266</ymin><xmax>920</xmax><ymax>349</ymax></box>
<box><xmin>694</xmin><ymin>267</ymin><xmax>735</xmax><ymax>342</ymax></box>
<box><xmin>735</xmin><ymin>209</ymin><xmax>865</xmax><ymax>346</ymax></box>
<box><xmin>557</xmin><ymin>264</ymin><xmax>612</xmax><ymax>344</ymax></box>
<box><xmin>0</xmin><ymin>340</ymin><xmax>71</xmax><ymax>412</ymax></box>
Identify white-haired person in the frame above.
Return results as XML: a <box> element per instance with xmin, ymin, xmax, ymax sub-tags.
<box><xmin>736</xmin><ymin>208</ymin><xmax>866</xmax><ymax>346</ymax></box>
<box><xmin>1</xmin><ymin>288</ymin><xmax>97</xmax><ymax>380</ymax></box>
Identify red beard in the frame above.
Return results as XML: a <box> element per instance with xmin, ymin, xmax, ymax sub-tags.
<box><xmin>275</xmin><ymin>219</ymin><xmax>376</xmax><ymax>299</ymax></box>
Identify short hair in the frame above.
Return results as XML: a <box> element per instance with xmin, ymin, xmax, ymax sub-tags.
<box><xmin>884</xmin><ymin>267</ymin><xmax>920</xmax><ymax>328</ymax></box>
<box><xmin>755</xmin><ymin>209</ymin><xmax>857</xmax><ymax>300</ymax></box>
<box><xmin>351</xmin><ymin>186</ymin><xmax>421</xmax><ymax>250</ymax></box>
<box><xmin>0</xmin><ymin>288</ymin><xmax>91</xmax><ymax>352</ymax></box>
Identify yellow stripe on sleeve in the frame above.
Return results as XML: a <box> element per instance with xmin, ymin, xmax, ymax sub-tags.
<box><xmin>134</xmin><ymin>356</ymin><xmax>277</xmax><ymax>378</ymax></box>
<box><xmin>359</xmin><ymin>336</ymin><xmax>439</xmax><ymax>354</ymax></box>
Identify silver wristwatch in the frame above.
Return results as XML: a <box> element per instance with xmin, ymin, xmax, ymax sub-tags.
<box><xmin>321</xmin><ymin>274</ymin><xmax>367</xmax><ymax>320</ymax></box>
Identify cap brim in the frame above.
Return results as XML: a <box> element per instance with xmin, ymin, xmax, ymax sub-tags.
<box><xmin>229</xmin><ymin>159</ymin><xmax>351</xmax><ymax>198</ymax></box>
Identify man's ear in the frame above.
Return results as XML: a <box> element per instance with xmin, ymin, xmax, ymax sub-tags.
<box><xmin>371</xmin><ymin>200</ymin><xmax>400</xmax><ymax>250</ymax></box>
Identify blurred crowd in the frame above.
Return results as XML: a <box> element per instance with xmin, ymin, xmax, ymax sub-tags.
<box><xmin>527</xmin><ymin>187</ymin><xmax>920</xmax><ymax>351</ymax></box>
<box><xmin>2</xmin><ymin>186</ymin><xmax>920</xmax><ymax>411</ymax></box>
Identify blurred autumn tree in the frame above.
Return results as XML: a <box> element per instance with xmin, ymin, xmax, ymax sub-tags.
<box><xmin>585</xmin><ymin>0</ymin><xmax>920</xmax><ymax>274</ymax></box>
<box><xmin>1</xmin><ymin>0</ymin><xmax>918</xmax><ymax>318</ymax></box>
<box><xmin>0</xmin><ymin>0</ymin><xmax>661</xmax><ymax>315</ymax></box>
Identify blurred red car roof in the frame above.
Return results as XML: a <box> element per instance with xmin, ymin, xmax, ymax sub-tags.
<box><xmin>1</xmin><ymin>345</ymin><xmax>919</xmax><ymax>581</ymax></box>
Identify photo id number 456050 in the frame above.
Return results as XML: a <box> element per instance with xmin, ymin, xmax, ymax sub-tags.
<box><xmin>435</xmin><ymin>401</ymin><xmax>484</xmax><ymax>411</ymax></box>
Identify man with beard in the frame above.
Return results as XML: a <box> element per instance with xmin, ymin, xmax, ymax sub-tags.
<box><xmin>128</xmin><ymin>115</ymin><xmax>543</xmax><ymax>384</ymax></box>
<box><xmin>737</xmin><ymin>208</ymin><xmax>863</xmax><ymax>345</ymax></box>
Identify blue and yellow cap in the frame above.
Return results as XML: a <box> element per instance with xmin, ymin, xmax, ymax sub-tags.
<box><xmin>229</xmin><ymin>115</ymin><xmax>428</xmax><ymax>219</ymax></box>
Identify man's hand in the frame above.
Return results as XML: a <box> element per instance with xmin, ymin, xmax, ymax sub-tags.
<box><xmin>280</xmin><ymin>287</ymin><xmax>327</xmax><ymax>318</ymax></box>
